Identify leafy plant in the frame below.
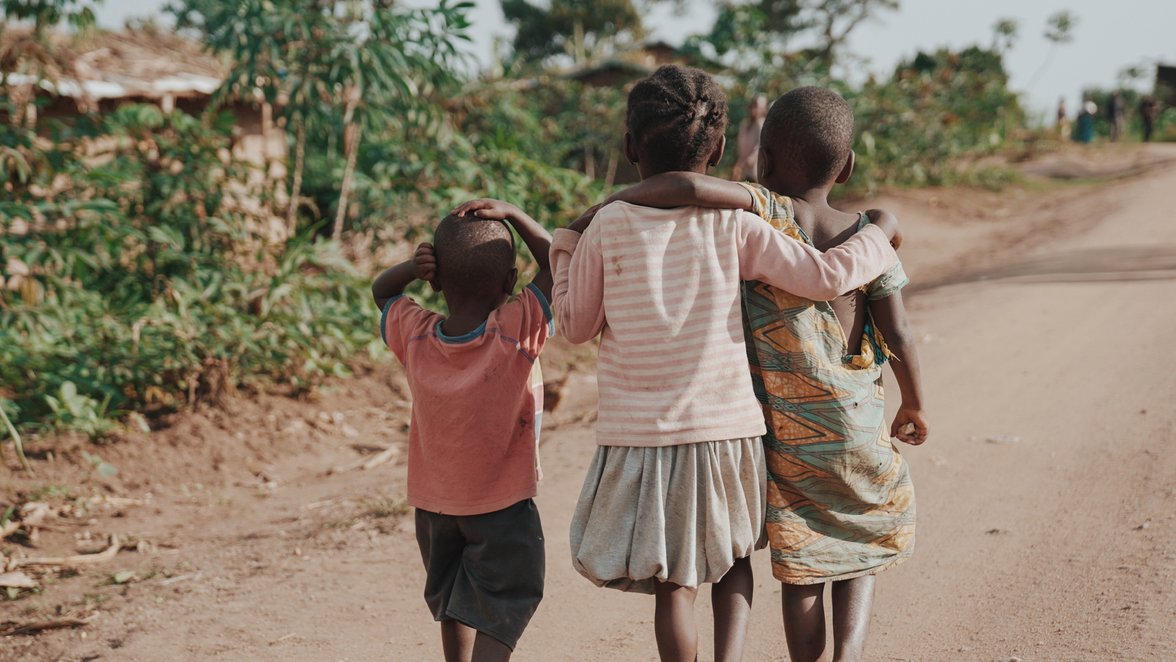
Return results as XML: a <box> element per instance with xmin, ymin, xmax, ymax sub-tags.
<box><xmin>80</xmin><ymin>450</ymin><xmax>118</xmax><ymax>478</ymax></box>
<box><xmin>43</xmin><ymin>382</ymin><xmax>117</xmax><ymax>439</ymax></box>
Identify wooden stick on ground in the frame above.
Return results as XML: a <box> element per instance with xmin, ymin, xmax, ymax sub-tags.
<box><xmin>0</xmin><ymin>617</ymin><xmax>90</xmax><ymax>637</ymax></box>
<box><xmin>327</xmin><ymin>445</ymin><xmax>400</xmax><ymax>475</ymax></box>
<box><xmin>11</xmin><ymin>535</ymin><xmax>120</xmax><ymax>568</ymax></box>
<box><xmin>361</xmin><ymin>446</ymin><xmax>399</xmax><ymax>471</ymax></box>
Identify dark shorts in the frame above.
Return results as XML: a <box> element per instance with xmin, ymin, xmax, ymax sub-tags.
<box><xmin>415</xmin><ymin>499</ymin><xmax>545</xmax><ymax>650</ymax></box>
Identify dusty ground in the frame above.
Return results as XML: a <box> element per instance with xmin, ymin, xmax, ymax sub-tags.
<box><xmin>3</xmin><ymin>144</ymin><xmax>1175</xmax><ymax>661</ymax></box>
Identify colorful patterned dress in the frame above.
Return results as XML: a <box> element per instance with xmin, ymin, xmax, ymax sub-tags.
<box><xmin>739</xmin><ymin>183</ymin><xmax>916</xmax><ymax>585</ymax></box>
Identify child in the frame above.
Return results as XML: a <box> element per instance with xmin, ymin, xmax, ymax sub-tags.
<box><xmin>550</xmin><ymin>66</ymin><xmax>899</xmax><ymax>662</ymax></box>
<box><xmin>372</xmin><ymin>198</ymin><xmax>554</xmax><ymax>662</ymax></box>
<box><xmin>609</xmin><ymin>86</ymin><xmax>929</xmax><ymax>662</ymax></box>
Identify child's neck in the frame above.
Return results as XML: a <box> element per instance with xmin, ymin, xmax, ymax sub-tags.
<box><xmin>638</xmin><ymin>162</ymin><xmax>708</xmax><ymax>179</ymax></box>
<box><xmin>440</xmin><ymin>297</ymin><xmax>502</xmax><ymax>337</ymax></box>
<box><xmin>777</xmin><ymin>184</ymin><xmax>835</xmax><ymax>210</ymax></box>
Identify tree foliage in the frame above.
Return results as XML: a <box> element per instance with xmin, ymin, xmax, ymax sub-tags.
<box><xmin>684</xmin><ymin>0</ymin><xmax>897</xmax><ymax>72</ymax></box>
<box><xmin>1044</xmin><ymin>10</ymin><xmax>1077</xmax><ymax>45</ymax></box>
<box><xmin>168</xmin><ymin>0</ymin><xmax>473</xmax><ymax>236</ymax></box>
<box><xmin>0</xmin><ymin>98</ymin><xmax>376</xmax><ymax>438</ymax></box>
<box><xmin>0</xmin><ymin>0</ymin><xmax>1045</xmax><ymax>444</ymax></box>
<box><xmin>501</xmin><ymin>0</ymin><xmax>645</xmax><ymax>66</ymax></box>
<box><xmin>848</xmin><ymin>45</ymin><xmax>1024</xmax><ymax>191</ymax></box>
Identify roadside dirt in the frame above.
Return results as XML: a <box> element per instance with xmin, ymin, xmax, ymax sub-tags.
<box><xmin>3</xmin><ymin>144</ymin><xmax>1175</xmax><ymax>661</ymax></box>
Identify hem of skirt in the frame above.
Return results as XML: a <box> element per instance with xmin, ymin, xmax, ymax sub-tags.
<box><xmin>575</xmin><ymin>555</ymin><xmax>755</xmax><ymax>595</ymax></box>
<box><xmin>774</xmin><ymin>551</ymin><xmax>912</xmax><ymax>586</ymax></box>
<box><xmin>592</xmin><ymin>424</ymin><xmax>766</xmax><ymax>447</ymax></box>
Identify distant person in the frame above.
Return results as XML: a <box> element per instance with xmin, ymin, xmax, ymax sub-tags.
<box><xmin>610</xmin><ymin>86</ymin><xmax>927</xmax><ymax>662</ymax></box>
<box><xmin>372</xmin><ymin>198</ymin><xmax>554</xmax><ymax>661</ymax></box>
<box><xmin>1076</xmin><ymin>100</ymin><xmax>1097</xmax><ymax>144</ymax></box>
<box><xmin>1108</xmin><ymin>90</ymin><xmax>1125</xmax><ymax>142</ymax></box>
<box><xmin>733</xmin><ymin>95</ymin><xmax>768</xmax><ymax>182</ymax></box>
<box><xmin>553</xmin><ymin>65</ymin><xmax>899</xmax><ymax>662</ymax></box>
<box><xmin>1056</xmin><ymin>97</ymin><xmax>1071</xmax><ymax>141</ymax></box>
<box><xmin>1140</xmin><ymin>95</ymin><xmax>1161</xmax><ymax>142</ymax></box>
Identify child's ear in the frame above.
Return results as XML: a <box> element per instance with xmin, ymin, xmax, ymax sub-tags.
<box><xmin>758</xmin><ymin>146</ymin><xmax>774</xmax><ymax>180</ymax></box>
<box><xmin>835</xmin><ymin>150</ymin><xmax>855</xmax><ymax>184</ymax></box>
<box><xmin>623</xmin><ymin>132</ymin><xmax>638</xmax><ymax>165</ymax></box>
<box><xmin>707</xmin><ymin>135</ymin><xmax>726</xmax><ymax>167</ymax></box>
<box><xmin>504</xmin><ymin>268</ymin><xmax>518</xmax><ymax>295</ymax></box>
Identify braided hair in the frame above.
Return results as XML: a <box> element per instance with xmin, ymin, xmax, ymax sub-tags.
<box><xmin>626</xmin><ymin>65</ymin><xmax>729</xmax><ymax>173</ymax></box>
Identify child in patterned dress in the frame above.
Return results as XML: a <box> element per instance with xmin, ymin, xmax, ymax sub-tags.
<box><xmin>607</xmin><ymin>86</ymin><xmax>930</xmax><ymax>662</ymax></box>
<box><xmin>552</xmin><ymin>67</ymin><xmax>900</xmax><ymax>662</ymax></box>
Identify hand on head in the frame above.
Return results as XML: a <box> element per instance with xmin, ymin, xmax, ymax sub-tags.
<box><xmin>451</xmin><ymin>198</ymin><xmax>521</xmax><ymax>221</ymax></box>
<box><xmin>413</xmin><ymin>242</ymin><xmax>436</xmax><ymax>283</ymax></box>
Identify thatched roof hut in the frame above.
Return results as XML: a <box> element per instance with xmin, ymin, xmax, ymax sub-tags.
<box><xmin>2</xmin><ymin>28</ymin><xmax>225</xmax><ymax>113</ymax></box>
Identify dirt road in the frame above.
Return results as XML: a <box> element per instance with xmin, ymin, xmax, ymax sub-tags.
<box><xmin>4</xmin><ymin>145</ymin><xmax>1175</xmax><ymax>661</ymax></box>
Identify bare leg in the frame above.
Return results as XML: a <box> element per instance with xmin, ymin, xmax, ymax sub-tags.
<box><xmin>654</xmin><ymin>580</ymin><xmax>699</xmax><ymax>662</ymax></box>
<box><xmin>471</xmin><ymin>632</ymin><xmax>513</xmax><ymax>662</ymax></box>
<box><xmin>441</xmin><ymin>619</ymin><xmax>476</xmax><ymax>662</ymax></box>
<box><xmin>830</xmin><ymin>575</ymin><xmax>875</xmax><ymax>662</ymax></box>
<box><xmin>712</xmin><ymin>556</ymin><xmax>754</xmax><ymax>661</ymax></box>
<box><xmin>781</xmin><ymin>582</ymin><xmax>829</xmax><ymax>662</ymax></box>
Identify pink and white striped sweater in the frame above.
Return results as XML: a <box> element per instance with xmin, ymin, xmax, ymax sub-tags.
<box><xmin>550</xmin><ymin>202</ymin><xmax>897</xmax><ymax>447</ymax></box>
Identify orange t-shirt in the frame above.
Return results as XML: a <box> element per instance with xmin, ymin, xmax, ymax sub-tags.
<box><xmin>381</xmin><ymin>284</ymin><xmax>553</xmax><ymax>515</ymax></box>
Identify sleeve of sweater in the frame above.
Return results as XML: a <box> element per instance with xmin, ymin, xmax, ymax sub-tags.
<box><xmin>737</xmin><ymin>211</ymin><xmax>898</xmax><ymax>301</ymax></box>
<box><xmin>550</xmin><ymin>227</ymin><xmax>606</xmax><ymax>344</ymax></box>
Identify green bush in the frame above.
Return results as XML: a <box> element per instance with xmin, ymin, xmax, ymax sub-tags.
<box><xmin>1</xmin><ymin>104</ymin><xmax>375</xmax><ymax>437</ymax></box>
<box><xmin>846</xmin><ymin>46</ymin><xmax>1025</xmax><ymax>194</ymax></box>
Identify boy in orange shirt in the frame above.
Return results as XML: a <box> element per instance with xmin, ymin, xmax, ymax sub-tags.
<box><xmin>372</xmin><ymin>198</ymin><xmax>554</xmax><ymax>662</ymax></box>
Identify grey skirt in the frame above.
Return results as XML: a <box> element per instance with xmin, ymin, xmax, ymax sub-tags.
<box><xmin>569</xmin><ymin>437</ymin><xmax>767</xmax><ymax>594</ymax></box>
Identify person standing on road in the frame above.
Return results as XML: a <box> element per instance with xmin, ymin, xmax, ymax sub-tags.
<box><xmin>1139</xmin><ymin>95</ymin><xmax>1160</xmax><ymax>142</ymax></box>
<box><xmin>1056</xmin><ymin>97</ymin><xmax>1071</xmax><ymax>141</ymax></box>
<box><xmin>373</xmin><ymin>199</ymin><xmax>555</xmax><ymax>662</ymax></box>
<box><xmin>553</xmin><ymin>65</ymin><xmax>899</xmax><ymax>662</ymax></box>
<box><xmin>1108</xmin><ymin>90</ymin><xmax>1125</xmax><ymax>142</ymax></box>
<box><xmin>1077</xmin><ymin>99</ymin><xmax>1097</xmax><ymax>144</ymax></box>
<box><xmin>733</xmin><ymin>95</ymin><xmax>768</xmax><ymax>182</ymax></box>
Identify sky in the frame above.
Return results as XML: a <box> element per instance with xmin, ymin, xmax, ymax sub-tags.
<box><xmin>95</xmin><ymin>0</ymin><xmax>1176</xmax><ymax>119</ymax></box>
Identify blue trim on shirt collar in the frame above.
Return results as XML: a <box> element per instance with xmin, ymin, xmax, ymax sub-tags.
<box><xmin>380</xmin><ymin>295</ymin><xmax>404</xmax><ymax>345</ymax></box>
<box><xmin>435</xmin><ymin>319</ymin><xmax>488</xmax><ymax>344</ymax></box>
<box><xmin>526</xmin><ymin>283</ymin><xmax>556</xmax><ymax>336</ymax></box>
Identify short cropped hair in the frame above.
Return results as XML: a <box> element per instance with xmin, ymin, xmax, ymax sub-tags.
<box><xmin>760</xmin><ymin>86</ymin><xmax>854</xmax><ymax>187</ymax></box>
<box><xmin>433</xmin><ymin>215</ymin><xmax>515</xmax><ymax>297</ymax></box>
<box><xmin>626</xmin><ymin>65</ymin><xmax>729</xmax><ymax>173</ymax></box>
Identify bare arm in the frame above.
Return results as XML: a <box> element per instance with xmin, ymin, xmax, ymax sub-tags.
<box><xmin>452</xmin><ymin>198</ymin><xmax>554</xmax><ymax>300</ymax></box>
<box><xmin>371</xmin><ymin>243</ymin><xmax>436</xmax><ymax>310</ymax></box>
<box><xmin>606</xmin><ymin>172</ymin><xmax>755</xmax><ymax>211</ymax></box>
<box><xmin>869</xmin><ymin>291</ymin><xmax>928</xmax><ymax>445</ymax></box>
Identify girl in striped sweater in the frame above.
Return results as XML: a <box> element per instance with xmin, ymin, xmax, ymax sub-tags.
<box><xmin>550</xmin><ymin>65</ymin><xmax>898</xmax><ymax>662</ymax></box>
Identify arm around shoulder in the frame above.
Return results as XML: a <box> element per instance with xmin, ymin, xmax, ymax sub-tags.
<box><xmin>865</xmin><ymin>208</ymin><xmax>902</xmax><ymax>249</ymax></box>
<box><xmin>607</xmin><ymin>172</ymin><xmax>755</xmax><ymax>211</ymax></box>
<box><xmin>738</xmin><ymin>214</ymin><xmax>897</xmax><ymax>301</ymax></box>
